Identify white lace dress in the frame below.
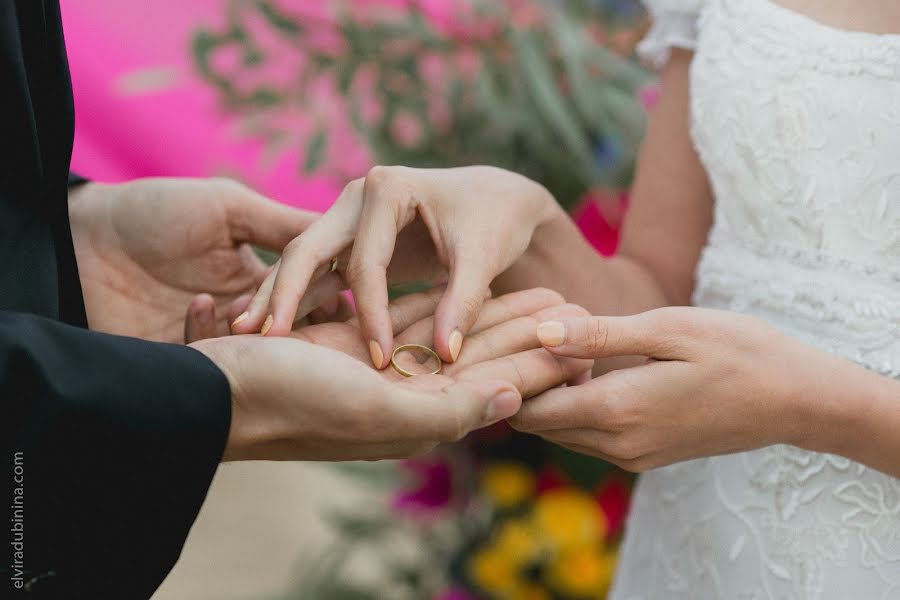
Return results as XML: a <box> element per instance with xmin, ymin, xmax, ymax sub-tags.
<box><xmin>610</xmin><ymin>1</ymin><xmax>900</xmax><ymax>598</ymax></box>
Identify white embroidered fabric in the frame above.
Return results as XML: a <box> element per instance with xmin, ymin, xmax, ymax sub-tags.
<box><xmin>611</xmin><ymin>1</ymin><xmax>900</xmax><ymax>598</ymax></box>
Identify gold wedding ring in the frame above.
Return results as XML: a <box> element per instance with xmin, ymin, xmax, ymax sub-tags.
<box><xmin>391</xmin><ymin>344</ymin><xmax>443</xmax><ymax>378</ymax></box>
<box><xmin>329</xmin><ymin>256</ymin><xmax>339</xmax><ymax>273</ymax></box>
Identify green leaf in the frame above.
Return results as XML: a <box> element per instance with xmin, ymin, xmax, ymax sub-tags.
<box><xmin>255</xmin><ymin>0</ymin><xmax>303</xmax><ymax>37</ymax></box>
<box><xmin>252</xmin><ymin>246</ymin><xmax>280</xmax><ymax>266</ymax></box>
<box><xmin>303</xmin><ymin>128</ymin><xmax>328</xmax><ymax>174</ymax></box>
<box><xmin>249</xmin><ymin>87</ymin><xmax>281</xmax><ymax>107</ymax></box>
<box><xmin>512</xmin><ymin>29</ymin><xmax>594</xmax><ymax>165</ymax></box>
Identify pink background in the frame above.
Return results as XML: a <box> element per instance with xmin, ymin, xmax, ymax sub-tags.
<box><xmin>61</xmin><ymin>0</ymin><xmax>622</xmax><ymax>250</ymax></box>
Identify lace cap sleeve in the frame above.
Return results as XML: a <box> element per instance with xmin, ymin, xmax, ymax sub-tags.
<box><xmin>637</xmin><ymin>0</ymin><xmax>707</xmax><ymax>69</ymax></box>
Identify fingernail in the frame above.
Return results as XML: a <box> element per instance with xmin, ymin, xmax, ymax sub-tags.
<box><xmin>195</xmin><ymin>308</ymin><xmax>213</xmax><ymax>327</ymax></box>
<box><xmin>231</xmin><ymin>311</ymin><xmax>249</xmax><ymax>331</ymax></box>
<box><xmin>537</xmin><ymin>321</ymin><xmax>566</xmax><ymax>347</ymax></box>
<box><xmin>261</xmin><ymin>315</ymin><xmax>274</xmax><ymax>336</ymax></box>
<box><xmin>368</xmin><ymin>340</ymin><xmax>384</xmax><ymax>369</ymax></box>
<box><xmin>486</xmin><ymin>391</ymin><xmax>521</xmax><ymax>424</ymax></box>
<box><xmin>449</xmin><ymin>329</ymin><xmax>463</xmax><ymax>362</ymax></box>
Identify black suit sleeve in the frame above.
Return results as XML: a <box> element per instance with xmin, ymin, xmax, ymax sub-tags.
<box><xmin>2</xmin><ymin>311</ymin><xmax>231</xmax><ymax>598</ymax></box>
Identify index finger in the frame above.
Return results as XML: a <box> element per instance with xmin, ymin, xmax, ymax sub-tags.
<box><xmin>345</xmin><ymin>175</ymin><xmax>416</xmax><ymax>368</ymax></box>
<box><xmin>536</xmin><ymin>310</ymin><xmax>688</xmax><ymax>360</ymax></box>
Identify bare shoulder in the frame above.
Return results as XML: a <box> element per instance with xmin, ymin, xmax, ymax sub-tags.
<box><xmin>772</xmin><ymin>0</ymin><xmax>900</xmax><ymax>35</ymax></box>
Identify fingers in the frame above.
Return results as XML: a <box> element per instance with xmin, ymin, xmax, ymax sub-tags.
<box><xmin>433</xmin><ymin>253</ymin><xmax>497</xmax><ymax>364</ymax></box>
<box><xmin>291</xmin><ymin>273</ymin><xmax>345</xmax><ymax>325</ymax></box>
<box><xmin>444</xmin><ymin>301</ymin><xmax>589</xmax><ymax>373</ymax></box>
<box><xmin>536</xmin><ymin>310</ymin><xmax>686</xmax><ymax>360</ymax></box>
<box><xmin>508</xmin><ymin>377</ymin><xmax>609</xmax><ymax>432</ymax></box>
<box><xmin>455</xmin><ymin>348</ymin><xmax>592</xmax><ymax>400</ymax></box>
<box><xmin>232</xmin><ymin>181</ymin><xmax>364</xmax><ymax>336</ymax></box>
<box><xmin>392</xmin><ymin>288</ymin><xmax>563</xmax><ymax>348</ymax></box>
<box><xmin>184</xmin><ymin>293</ymin><xmax>218</xmax><ymax>343</ymax></box>
<box><xmin>348</xmin><ymin>285</ymin><xmax>446</xmax><ymax>335</ymax></box>
<box><xmin>228</xmin><ymin>293</ymin><xmax>253</xmax><ymax>324</ymax></box>
<box><xmin>225</xmin><ymin>181</ymin><xmax>319</xmax><ymax>251</ymax></box>
<box><xmin>345</xmin><ymin>177</ymin><xmax>412</xmax><ymax>368</ymax></box>
<box><xmin>392</xmin><ymin>377</ymin><xmax>522</xmax><ymax>443</ymax></box>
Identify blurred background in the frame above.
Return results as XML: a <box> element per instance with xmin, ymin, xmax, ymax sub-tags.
<box><xmin>61</xmin><ymin>1</ymin><xmax>655</xmax><ymax>598</ymax></box>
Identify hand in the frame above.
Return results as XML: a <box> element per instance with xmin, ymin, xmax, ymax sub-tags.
<box><xmin>509</xmin><ymin>307</ymin><xmax>831</xmax><ymax>472</ymax></box>
<box><xmin>192</xmin><ymin>287</ymin><xmax>592</xmax><ymax>461</ymax></box>
<box><xmin>70</xmin><ymin>177</ymin><xmax>339</xmax><ymax>343</ymax></box>
<box><xmin>232</xmin><ymin>166</ymin><xmax>563</xmax><ymax>368</ymax></box>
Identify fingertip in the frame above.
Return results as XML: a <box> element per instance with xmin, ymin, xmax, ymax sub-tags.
<box><xmin>537</xmin><ymin>320</ymin><xmax>566</xmax><ymax>347</ymax></box>
<box><xmin>448</xmin><ymin>329</ymin><xmax>463</xmax><ymax>363</ymax></box>
<box><xmin>368</xmin><ymin>339</ymin><xmax>386</xmax><ymax>369</ymax></box>
<box><xmin>488</xmin><ymin>388</ymin><xmax>522</xmax><ymax>423</ymax></box>
<box><xmin>260</xmin><ymin>314</ymin><xmax>274</xmax><ymax>336</ymax></box>
<box><xmin>230</xmin><ymin>311</ymin><xmax>251</xmax><ymax>333</ymax></box>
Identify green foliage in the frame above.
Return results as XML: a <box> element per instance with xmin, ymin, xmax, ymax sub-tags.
<box><xmin>191</xmin><ymin>0</ymin><xmax>650</xmax><ymax>209</ymax></box>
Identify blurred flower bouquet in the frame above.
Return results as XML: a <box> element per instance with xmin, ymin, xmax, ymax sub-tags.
<box><xmin>192</xmin><ymin>1</ymin><xmax>650</xmax><ymax>598</ymax></box>
<box><xmin>192</xmin><ymin>0</ymin><xmax>651</xmax><ymax>211</ymax></box>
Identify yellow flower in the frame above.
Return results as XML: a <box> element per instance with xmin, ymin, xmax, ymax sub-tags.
<box><xmin>532</xmin><ymin>489</ymin><xmax>607</xmax><ymax>550</ymax></box>
<box><xmin>468</xmin><ymin>547</ymin><xmax>520</xmax><ymax>597</ymax></box>
<box><xmin>548</xmin><ymin>545</ymin><xmax>617</xmax><ymax>598</ymax></box>
<box><xmin>480</xmin><ymin>462</ymin><xmax>536</xmax><ymax>509</ymax></box>
<box><xmin>493</xmin><ymin>519</ymin><xmax>541</xmax><ymax>565</ymax></box>
<box><xmin>513</xmin><ymin>582</ymin><xmax>552</xmax><ymax>600</ymax></box>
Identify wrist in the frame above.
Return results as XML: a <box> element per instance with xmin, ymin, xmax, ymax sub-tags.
<box><xmin>784</xmin><ymin>347</ymin><xmax>892</xmax><ymax>457</ymax></box>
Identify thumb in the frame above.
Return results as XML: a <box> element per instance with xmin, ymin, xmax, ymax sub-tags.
<box><xmin>536</xmin><ymin>313</ymin><xmax>684</xmax><ymax>360</ymax></box>
<box><xmin>401</xmin><ymin>378</ymin><xmax>522</xmax><ymax>443</ymax></box>
<box><xmin>184</xmin><ymin>293</ymin><xmax>218</xmax><ymax>343</ymax></box>
<box><xmin>229</xmin><ymin>187</ymin><xmax>319</xmax><ymax>251</ymax></box>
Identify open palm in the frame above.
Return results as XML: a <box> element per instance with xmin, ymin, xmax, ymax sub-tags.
<box><xmin>70</xmin><ymin>177</ymin><xmax>317</xmax><ymax>343</ymax></box>
<box><xmin>290</xmin><ymin>287</ymin><xmax>593</xmax><ymax>398</ymax></box>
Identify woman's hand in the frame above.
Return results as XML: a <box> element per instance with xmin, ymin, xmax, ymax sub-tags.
<box><xmin>509</xmin><ymin>307</ymin><xmax>851</xmax><ymax>472</ymax></box>
<box><xmin>70</xmin><ymin>177</ymin><xmax>338</xmax><ymax>343</ymax></box>
<box><xmin>193</xmin><ymin>287</ymin><xmax>592</xmax><ymax>462</ymax></box>
<box><xmin>231</xmin><ymin>166</ymin><xmax>562</xmax><ymax>368</ymax></box>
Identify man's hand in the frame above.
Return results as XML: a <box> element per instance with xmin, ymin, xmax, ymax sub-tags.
<box><xmin>191</xmin><ymin>287</ymin><xmax>592</xmax><ymax>462</ymax></box>
<box><xmin>70</xmin><ymin>177</ymin><xmax>336</xmax><ymax>343</ymax></box>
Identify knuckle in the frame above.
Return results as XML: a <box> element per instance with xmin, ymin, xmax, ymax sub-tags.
<box><xmin>609</xmin><ymin>435</ymin><xmax>644</xmax><ymax>461</ymax></box>
<box><xmin>531</xmin><ymin>287</ymin><xmax>566</xmax><ymax>306</ymax></box>
<box><xmin>621</xmin><ymin>456</ymin><xmax>653</xmax><ymax>473</ymax></box>
<box><xmin>585</xmin><ymin>318</ymin><xmax>610</xmax><ymax>353</ymax></box>
<box><xmin>364</xmin><ymin>165</ymin><xmax>395</xmax><ymax>189</ymax></box>
<box><xmin>211</xmin><ymin>176</ymin><xmax>242</xmax><ymax>192</ymax></box>
<box><xmin>341</xmin><ymin>178</ymin><xmax>365</xmax><ymax>197</ymax></box>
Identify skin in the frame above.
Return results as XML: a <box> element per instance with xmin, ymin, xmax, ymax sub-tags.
<box><xmin>69</xmin><ymin>178</ymin><xmax>590</xmax><ymax>461</ymax></box>
<box><xmin>243</xmin><ymin>3</ymin><xmax>900</xmax><ymax>476</ymax></box>
<box><xmin>192</xmin><ymin>288</ymin><xmax>592</xmax><ymax>462</ymax></box>
<box><xmin>69</xmin><ymin>177</ymin><xmax>344</xmax><ymax>343</ymax></box>
<box><xmin>232</xmin><ymin>166</ymin><xmax>560</xmax><ymax>367</ymax></box>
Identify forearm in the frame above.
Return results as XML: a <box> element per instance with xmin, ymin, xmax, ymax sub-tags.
<box><xmin>493</xmin><ymin>210</ymin><xmax>670</xmax><ymax>317</ymax></box>
<box><xmin>794</xmin><ymin>351</ymin><xmax>900</xmax><ymax>478</ymax></box>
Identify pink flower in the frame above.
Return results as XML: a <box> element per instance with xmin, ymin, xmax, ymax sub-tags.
<box><xmin>572</xmin><ymin>189</ymin><xmax>629</xmax><ymax>257</ymax></box>
<box><xmin>595</xmin><ymin>476</ymin><xmax>632</xmax><ymax>541</ymax></box>
<box><xmin>392</xmin><ymin>458</ymin><xmax>454</xmax><ymax>514</ymax></box>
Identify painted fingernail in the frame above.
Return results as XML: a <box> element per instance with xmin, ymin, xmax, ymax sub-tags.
<box><xmin>449</xmin><ymin>329</ymin><xmax>463</xmax><ymax>362</ymax></box>
<box><xmin>231</xmin><ymin>311</ymin><xmax>249</xmax><ymax>331</ymax></box>
<box><xmin>261</xmin><ymin>315</ymin><xmax>274</xmax><ymax>336</ymax></box>
<box><xmin>486</xmin><ymin>390</ymin><xmax>521</xmax><ymax>424</ymax></box>
<box><xmin>368</xmin><ymin>340</ymin><xmax>384</xmax><ymax>369</ymax></box>
<box><xmin>537</xmin><ymin>321</ymin><xmax>566</xmax><ymax>347</ymax></box>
